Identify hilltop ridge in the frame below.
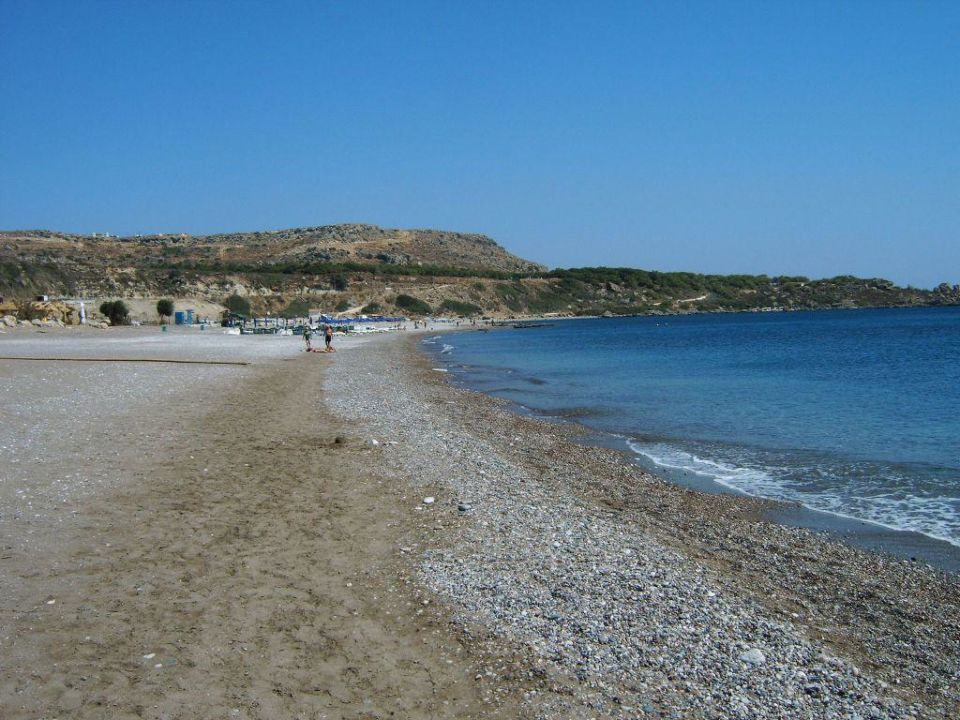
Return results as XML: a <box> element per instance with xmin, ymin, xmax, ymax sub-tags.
<box><xmin>1</xmin><ymin>224</ymin><xmax>546</xmax><ymax>275</ymax></box>
<box><xmin>1</xmin><ymin>224</ymin><xmax>957</xmax><ymax>322</ymax></box>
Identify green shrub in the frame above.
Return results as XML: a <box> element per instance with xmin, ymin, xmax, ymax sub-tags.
<box><xmin>360</xmin><ymin>302</ymin><xmax>382</xmax><ymax>314</ymax></box>
<box><xmin>223</xmin><ymin>294</ymin><xmax>252</xmax><ymax>317</ymax></box>
<box><xmin>156</xmin><ymin>298</ymin><xmax>174</xmax><ymax>321</ymax></box>
<box><xmin>394</xmin><ymin>294</ymin><xmax>432</xmax><ymax>315</ymax></box>
<box><xmin>439</xmin><ymin>299</ymin><xmax>482</xmax><ymax>316</ymax></box>
<box><xmin>280</xmin><ymin>297</ymin><xmax>311</xmax><ymax>318</ymax></box>
<box><xmin>335</xmin><ymin>299</ymin><xmax>351</xmax><ymax>312</ymax></box>
<box><xmin>494</xmin><ymin>283</ymin><xmax>525</xmax><ymax>312</ymax></box>
<box><xmin>99</xmin><ymin>300</ymin><xmax>130</xmax><ymax>326</ymax></box>
<box><xmin>330</xmin><ymin>273</ymin><xmax>349</xmax><ymax>291</ymax></box>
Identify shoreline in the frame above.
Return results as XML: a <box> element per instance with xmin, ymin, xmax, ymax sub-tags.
<box><xmin>423</xmin><ymin>321</ymin><xmax>960</xmax><ymax>573</ymax></box>
<box><xmin>326</xmin><ymin>331</ymin><xmax>959</xmax><ymax>718</ymax></box>
<box><xmin>569</xmin><ymin>426</ymin><xmax>960</xmax><ymax>573</ymax></box>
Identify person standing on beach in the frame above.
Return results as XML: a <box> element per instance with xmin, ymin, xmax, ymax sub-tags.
<box><xmin>324</xmin><ymin>324</ymin><xmax>335</xmax><ymax>352</ymax></box>
<box><xmin>303</xmin><ymin>325</ymin><xmax>313</xmax><ymax>351</ymax></box>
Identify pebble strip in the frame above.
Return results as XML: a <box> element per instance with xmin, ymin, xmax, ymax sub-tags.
<box><xmin>327</xmin><ymin>334</ymin><xmax>952</xmax><ymax>719</ymax></box>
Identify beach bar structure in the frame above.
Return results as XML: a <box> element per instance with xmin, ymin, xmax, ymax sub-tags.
<box><xmin>221</xmin><ymin>311</ymin><xmax>406</xmax><ymax>334</ymax></box>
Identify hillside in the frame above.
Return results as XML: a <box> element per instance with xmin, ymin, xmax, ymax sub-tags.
<box><xmin>1</xmin><ymin>224</ymin><xmax>543</xmax><ymax>278</ymax></box>
<box><xmin>1</xmin><ymin>225</ymin><xmax>957</xmax><ymax>321</ymax></box>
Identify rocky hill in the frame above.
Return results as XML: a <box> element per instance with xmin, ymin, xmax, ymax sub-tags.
<box><xmin>1</xmin><ymin>224</ymin><xmax>543</xmax><ymax>280</ymax></box>
<box><xmin>1</xmin><ymin>224</ymin><xmax>957</xmax><ymax>322</ymax></box>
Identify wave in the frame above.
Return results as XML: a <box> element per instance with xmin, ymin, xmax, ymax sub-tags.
<box><xmin>625</xmin><ymin>439</ymin><xmax>960</xmax><ymax>549</ymax></box>
<box><xmin>533</xmin><ymin>406</ymin><xmax>607</xmax><ymax>420</ymax></box>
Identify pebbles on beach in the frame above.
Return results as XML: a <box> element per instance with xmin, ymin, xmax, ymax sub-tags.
<box><xmin>327</xmin><ymin>335</ymin><xmax>958</xmax><ymax>720</ymax></box>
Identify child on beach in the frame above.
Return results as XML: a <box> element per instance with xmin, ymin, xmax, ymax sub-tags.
<box><xmin>324</xmin><ymin>324</ymin><xmax>335</xmax><ymax>352</ymax></box>
<box><xmin>303</xmin><ymin>325</ymin><xmax>313</xmax><ymax>351</ymax></box>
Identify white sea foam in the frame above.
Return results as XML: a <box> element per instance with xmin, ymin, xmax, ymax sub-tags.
<box><xmin>626</xmin><ymin>440</ymin><xmax>960</xmax><ymax>548</ymax></box>
<box><xmin>440</xmin><ymin>344</ymin><xmax>455</xmax><ymax>355</ymax></box>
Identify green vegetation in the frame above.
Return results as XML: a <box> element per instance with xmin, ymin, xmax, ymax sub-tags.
<box><xmin>156</xmin><ymin>298</ymin><xmax>174</xmax><ymax>322</ymax></box>
<box><xmin>525</xmin><ymin>285</ymin><xmax>576</xmax><ymax>314</ymax></box>
<box><xmin>5</xmin><ymin>229</ymin><xmax>954</xmax><ymax>320</ymax></box>
<box><xmin>99</xmin><ymin>300</ymin><xmax>130</xmax><ymax>325</ymax></box>
<box><xmin>494</xmin><ymin>282</ymin><xmax>527</xmax><ymax>312</ymax></box>
<box><xmin>394</xmin><ymin>294</ymin><xmax>432</xmax><ymax>315</ymax></box>
<box><xmin>0</xmin><ymin>259</ymin><xmax>77</xmax><ymax>298</ymax></box>
<box><xmin>223</xmin><ymin>294</ymin><xmax>252</xmax><ymax>317</ymax></box>
<box><xmin>280</xmin><ymin>297</ymin><xmax>311</xmax><ymax>318</ymax></box>
<box><xmin>171</xmin><ymin>259</ymin><xmax>526</xmax><ymax>281</ymax></box>
<box><xmin>439</xmin><ymin>299</ymin><xmax>482</xmax><ymax>316</ymax></box>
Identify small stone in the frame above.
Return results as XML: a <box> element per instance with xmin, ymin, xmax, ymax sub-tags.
<box><xmin>740</xmin><ymin>648</ymin><xmax>766</xmax><ymax>666</ymax></box>
<box><xmin>423</xmin><ymin>497</ymin><xmax>435</xmax><ymax>504</ymax></box>
<box><xmin>457</xmin><ymin>503</ymin><xmax>471</xmax><ymax>512</ymax></box>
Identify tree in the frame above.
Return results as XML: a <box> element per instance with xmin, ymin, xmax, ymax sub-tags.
<box><xmin>156</xmin><ymin>298</ymin><xmax>174</xmax><ymax>323</ymax></box>
<box><xmin>279</xmin><ymin>297</ymin><xmax>311</xmax><ymax>319</ymax></box>
<box><xmin>99</xmin><ymin>300</ymin><xmax>130</xmax><ymax>326</ymax></box>
<box><xmin>331</xmin><ymin>273</ymin><xmax>349</xmax><ymax>291</ymax></box>
<box><xmin>223</xmin><ymin>294</ymin><xmax>252</xmax><ymax>317</ymax></box>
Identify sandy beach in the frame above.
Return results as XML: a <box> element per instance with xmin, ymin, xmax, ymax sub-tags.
<box><xmin>2</xmin><ymin>326</ymin><xmax>958</xmax><ymax>719</ymax></box>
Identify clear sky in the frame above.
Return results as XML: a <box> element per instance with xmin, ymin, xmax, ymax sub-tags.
<box><xmin>1</xmin><ymin>1</ymin><xmax>957</xmax><ymax>287</ymax></box>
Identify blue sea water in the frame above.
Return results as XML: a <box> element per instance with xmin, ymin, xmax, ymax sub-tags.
<box><xmin>424</xmin><ymin>307</ymin><xmax>960</xmax><ymax>549</ymax></box>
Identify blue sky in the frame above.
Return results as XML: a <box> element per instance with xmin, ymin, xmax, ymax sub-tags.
<box><xmin>1</xmin><ymin>1</ymin><xmax>957</xmax><ymax>287</ymax></box>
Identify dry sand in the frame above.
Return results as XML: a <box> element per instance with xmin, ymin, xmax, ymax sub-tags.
<box><xmin>0</xmin><ymin>328</ymin><xmax>525</xmax><ymax>719</ymax></box>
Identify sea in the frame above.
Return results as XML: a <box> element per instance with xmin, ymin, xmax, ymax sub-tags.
<box><xmin>423</xmin><ymin>307</ymin><xmax>960</xmax><ymax>563</ymax></box>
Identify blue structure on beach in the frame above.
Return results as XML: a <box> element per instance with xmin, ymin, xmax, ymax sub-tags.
<box><xmin>317</xmin><ymin>314</ymin><xmax>404</xmax><ymax>326</ymax></box>
<box><xmin>173</xmin><ymin>309</ymin><xmax>196</xmax><ymax>325</ymax></box>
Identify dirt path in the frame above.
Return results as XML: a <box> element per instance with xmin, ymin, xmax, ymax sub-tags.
<box><xmin>1</xmin><ymin>354</ymin><xmax>522</xmax><ymax>719</ymax></box>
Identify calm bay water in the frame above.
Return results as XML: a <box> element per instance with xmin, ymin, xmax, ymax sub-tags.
<box><xmin>424</xmin><ymin>307</ymin><xmax>960</xmax><ymax>548</ymax></box>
